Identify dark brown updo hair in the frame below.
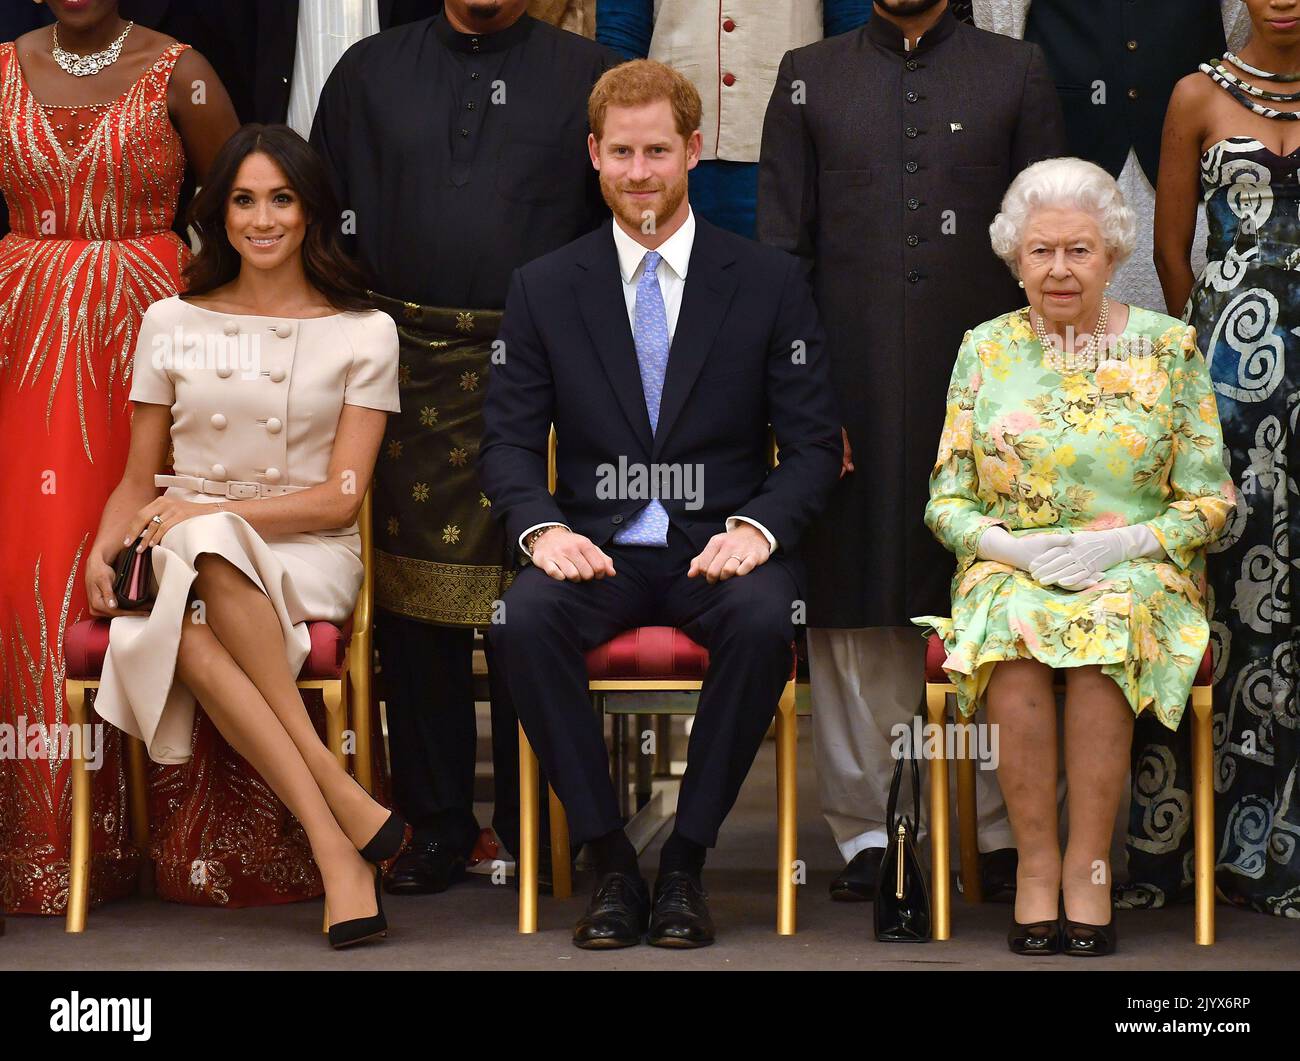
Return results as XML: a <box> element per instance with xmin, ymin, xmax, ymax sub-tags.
<box><xmin>183</xmin><ymin>124</ymin><xmax>372</xmax><ymax>312</ymax></box>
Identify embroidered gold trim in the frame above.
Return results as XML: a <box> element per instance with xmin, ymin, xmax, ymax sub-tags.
<box><xmin>374</xmin><ymin>550</ymin><xmax>512</xmax><ymax>627</ymax></box>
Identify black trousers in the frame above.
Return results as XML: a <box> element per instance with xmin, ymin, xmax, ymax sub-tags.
<box><xmin>488</xmin><ymin>526</ymin><xmax>798</xmax><ymax>849</ymax></box>
<box><xmin>376</xmin><ymin>613</ymin><xmax>531</xmax><ymax>858</ymax></box>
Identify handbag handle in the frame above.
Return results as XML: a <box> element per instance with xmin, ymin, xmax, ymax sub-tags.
<box><xmin>886</xmin><ymin>712</ymin><xmax>924</xmax><ymax>836</ymax></box>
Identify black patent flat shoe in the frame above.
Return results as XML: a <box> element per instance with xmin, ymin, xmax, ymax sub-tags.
<box><xmin>1007</xmin><ymin>914</ymin><xmax>1061</xmax><ymax>955</ymax></box>
<box><xmin>328</xmin><ymin>867</ymin><xmax>388</xmax><ymax>949</ymax></box>
<box><xmin>359</xmin><ymin>809</ymin><xmax>408</xmax><ymax>864</ymax></box>
<box><xmin>1063</xmin><ymin>916</ymin><xmax>1117</xmax><ymax>956</ymax></box>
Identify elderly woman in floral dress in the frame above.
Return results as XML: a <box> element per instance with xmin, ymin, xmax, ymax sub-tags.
<box><xmin>914</xmin><ymin>157</ymin><xmax>1236</xmax><ymax>956</ymax></box>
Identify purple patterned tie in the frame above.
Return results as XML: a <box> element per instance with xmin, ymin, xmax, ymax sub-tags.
<box><xmin>613</xmin><ymin>250</ymin><xmax>671</xmax><ymax>546</ymax></box>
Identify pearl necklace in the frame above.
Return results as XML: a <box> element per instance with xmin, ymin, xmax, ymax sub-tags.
<box><xmin>1033</xmin><ymin>295</ymin><xmax>1109</xmax><ymax>374</ymax></box>
<box><xmin>52</xmin><ymin>21</ymin><xmax>133</xmax><ymax>78</ymax></box>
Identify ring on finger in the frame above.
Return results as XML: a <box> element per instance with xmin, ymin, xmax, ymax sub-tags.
<box><xmin>728</xmin><ymin>554</ymin><xmax>745</xmax><ymax>563</ymax></box>
<box><xmin>151</xmin><ymin>514</ymin><xmax>164</xmax><ymax>525</ymax></box>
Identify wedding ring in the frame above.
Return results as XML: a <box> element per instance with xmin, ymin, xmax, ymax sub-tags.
<box><xmin>151</xmin><ymin>515</ymin><xmax>164</xmax><ymax>524</ymax></box>
<box><xmin>728</xmin><ymin>554</ymin><xmax>744</xmax><ymax>562</ymax></box>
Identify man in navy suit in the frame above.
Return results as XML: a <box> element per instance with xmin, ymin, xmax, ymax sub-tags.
<box><xmin>480</xmin><ymin>60</ymin><xmax>841</xmax><ymax>950</ymax></box>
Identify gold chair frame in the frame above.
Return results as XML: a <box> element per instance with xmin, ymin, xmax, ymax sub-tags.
<box><xmin>923</xmin><ymin>671</ymin><xmax>1216</xmax><ymax>944</ymax></box>
<box><xmin>517</xmin><ymin>429</ymin><xmax>799</xmax><ymax>935</ymax></box>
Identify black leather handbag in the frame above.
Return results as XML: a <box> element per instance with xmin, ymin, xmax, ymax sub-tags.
<box><xmin>874</xmin><ymin>717</ymin><xmax>932</xmax><ymax>942</ymax></box>
<box><xmin>112</xmin><ymin>532</ymin><xmax>155</xmax><ymax>610</ymax></box>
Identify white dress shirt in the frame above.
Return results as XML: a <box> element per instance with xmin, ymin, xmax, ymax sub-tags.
<box><xmin>286</xmin><ymin>0</ymin><xmax>381</xmax><ymax>139</ymax></box>
<box><xmin>519</xmin><ymin>208</ymin><xmax>776</xmax><ymax>558</ymax></box>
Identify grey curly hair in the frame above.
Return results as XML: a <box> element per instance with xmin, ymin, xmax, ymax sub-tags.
<box><xmin>988</xmin><ymin>157</ymin><xmax>1137</xmax><ymax>278</ymax></box>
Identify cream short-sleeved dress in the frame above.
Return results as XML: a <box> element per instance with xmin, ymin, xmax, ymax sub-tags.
<box><xmin>95</xmin><ymin>295</ymin><xmax>400</xmax><ymax>764</ymax></box>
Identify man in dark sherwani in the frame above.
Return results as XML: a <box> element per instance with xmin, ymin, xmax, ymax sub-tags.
<box><xmin>757</xmin><ymin>0</ymin><xmax>1067</xmax><ymax>903</ymax></box>
<box><xmin>312</xmin><ymin>0</ymin><xmax>618</xmax><ymax>896</ymax></box>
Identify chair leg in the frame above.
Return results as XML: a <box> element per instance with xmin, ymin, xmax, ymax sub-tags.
<box><xmin>65</xmin><ymin>681</ymin><xmax>94</xmax><ymax>933</ymax></box>
<box><xmin>125</xmin><ymin>736</ymin><xmax>154</xmax><ymax>895</ymax></box>
<box><xmin>518</xmin><ymin>722</ymin><xmax>540</xmax><ymax>933</ymax></box>
<box><xmin>776</xmin><ymin>679</ymin><xmax>798</xmax><ymax>936</ymax></box>
<box><xmin>925</xmin><ymin>685</ymin><xmax>952</xmax><ymax>941</ymax></box>
<box><xmin>322</xmin><ymin>680</ymin><xmax>347</xmax><ymax>772</ymax></box>
<box><xmin>634</xmin><ymin>727</ymin><xmax>653</xmax><ymax>812</ymax></box>
<box><xmin>613</xmin><ymin>713</ymin><xmax>629</xmax><ymax>819</ymax></box>
<box><xmin>1191</xmin><ymin>687</ymin><xmax>1215</xmax><ymax>945</ymax></box>
<box><xmin>955</xmin><ymin>730</ymin><xmax>982</xmax><ymax>904</ymax></box>
<box><xmin>653</xmin><ymin>713</ymin><xmax>672</xmax><ymax>777</ymax></box>
<box><xmin>548</xmin><ymin>786</ymin><xmax>572</xmax><ymax>900</ymax></box>
<box><xmin>350</xmin><ymin>627</ymin><xmax>374</xmax><ymax>795</ymax></box>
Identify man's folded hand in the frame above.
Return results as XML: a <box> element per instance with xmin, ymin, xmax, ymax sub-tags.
<box><xmin>688</xmin><ymin>523</ymin><xmax>771</xmax><ymax>584</ymax></box>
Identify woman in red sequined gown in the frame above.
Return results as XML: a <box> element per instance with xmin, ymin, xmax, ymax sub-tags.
<box><xmin>0</xmin><ymin>4</ymin><xmax>324</xmax><ymax>918</ymax></box>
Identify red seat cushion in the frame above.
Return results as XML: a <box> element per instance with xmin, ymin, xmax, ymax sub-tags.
<box><xmin>1195</xmin><ymin>646</ymin><xmax>1213</xmax><ymax>687</ymax></box>
<box><xmin>65</xmin><ymin>617</ymin><xmax>353</xmax><ymax>681</ymax></box>
<box><xmin>585</xmin><ymin>626</ymin><xmax>710</xmax><ymax>680</ymax></box>
<box><xmin>925</xmin><ymin>632</ymin><xmax>1214</xmax><ymax>688</ymax></box>
<box><xmin>924</xmin><ymin>632</ymin><xmax>949</xmax><ymax>684</ymax></box>
<box><xmin>584</xmin><ymin>626</ymin><xmax>798</xmax><ymax>682</ymax></box>
<box><xmin>66</xmin><ymin>619</ymin><xmax>112</xmax><ymax>680</ymax></box>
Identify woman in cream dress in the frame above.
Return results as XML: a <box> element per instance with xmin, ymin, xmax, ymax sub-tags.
<box><xmin>86</xmin><ymin>125</ymin><xmax>404</xmax><ymax>947</ymax></box>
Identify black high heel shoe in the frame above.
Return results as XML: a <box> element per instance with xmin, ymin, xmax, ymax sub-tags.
<box><xmin>328</xmin><ymin>866</ymin><xmax>388</xmax><ymax>949</ymax></box>
<box><xmin>358</xmin><ymin>810</ymin><xmax>407</xmax><ymax>864</ymax></box>
<box><xmin>1063</xmin><ymin>896</ymin><xmax>1117</xmax><ymax>956</ymax></box>
<box><xmin>1007</xmin><ymin>910</ymin><xmax>1061</xmax><ymax>955</ymax></box>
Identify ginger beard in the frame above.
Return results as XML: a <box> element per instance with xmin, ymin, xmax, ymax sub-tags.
<box><xmin>599</xmin><ymin>165</ymin><xmax>689</xmax><ymax>236</ymax></box>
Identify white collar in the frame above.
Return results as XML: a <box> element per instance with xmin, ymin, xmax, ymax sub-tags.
<box><xmin>612</xmin><ymin>206</ymin><xmax>695</xmax><ymax>284</ymax></box>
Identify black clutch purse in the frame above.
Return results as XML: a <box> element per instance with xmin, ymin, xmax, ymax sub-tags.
<box><xmin>112</xmin><ymin>532</ymin><xmax>155</xmax><ymax>610</ymax></box>
<box><xmin>874</xmin><ymin>716</ymin><xmax>932</xmax><ymax>942</ymax></box>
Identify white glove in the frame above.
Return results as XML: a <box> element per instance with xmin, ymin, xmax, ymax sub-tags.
<box><xmin>975</xmin><ymin>526</ymin><xmax>1070</xmax><ymax>572</ymax></box>
<box><xmin>1030</xmin><ymin>525</ymin><xmax>1165</xmax><ymax>591</ymax></box>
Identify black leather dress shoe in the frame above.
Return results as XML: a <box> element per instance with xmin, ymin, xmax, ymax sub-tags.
<box><xmin>980</xmin><ymin>848</ymin><xmax>1019</xmax><ymax>902</ymax></box>
<box><xmin>382</xmin><ymin>838</ymin><xmax>468</xmax><ymax>895</ymax></box>
<box><xmin>573</xmin><ymin>872</ymin><xmax>650</xmax><ymax>949</ymax></box>
<box><xmin>647</xmin><ymin>871</ymin><xmax>715</xmax><ymax>948</ymax></box>
<box><xmin>829</xmin><ymin>848</ymin><xmax>885</xmax><ymax>902</ymax></box>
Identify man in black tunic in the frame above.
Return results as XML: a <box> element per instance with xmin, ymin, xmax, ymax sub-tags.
<box><xmin>311</xmin><ymin>0</ymin><xmax>618</xmax><ymax>893</ymax></box>
<box><xmin>757</xmin><ymin>0</ymin><xmax>1066</xmax><ymax>901</ymax></box>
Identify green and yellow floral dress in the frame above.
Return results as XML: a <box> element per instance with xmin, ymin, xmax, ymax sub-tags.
<box><xmin>912</xmin><ymin>306</ymin><xmax>1236</xmax><ymax>730</ymax></box>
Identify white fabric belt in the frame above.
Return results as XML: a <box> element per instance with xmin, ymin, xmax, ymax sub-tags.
<box><xmin>155</xmin><ymin>474</ymin><xmax>309</xmax><ymax>500</ymax></box>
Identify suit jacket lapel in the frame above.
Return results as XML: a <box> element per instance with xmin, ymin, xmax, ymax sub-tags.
<box><xmin>575</xmin><ymin>224</ymin><xmax>655</xmax><ymax>454</ymax></box>
<box><xmin>653</xmin><ymin>221</ymin><xmax>737</xmax><ymax>459</ymax></box>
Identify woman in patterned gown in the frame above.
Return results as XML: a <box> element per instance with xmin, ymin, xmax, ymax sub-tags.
<box><xmin>0</xmin><ymin>2</ymin><xmax>242</xmax><ymax>919</ymax></box>
<box><xmin>916</xmin><ymin>158</ymin><xmax>1235</xmax><ymax>954</ymax></box>
<box><xmin>1151</xmin><ymin>0</ymin><xmax>1300</xmax><ymax>918</ymax></box>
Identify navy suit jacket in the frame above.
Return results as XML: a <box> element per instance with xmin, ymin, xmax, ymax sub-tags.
<box><xmin>479</xmin><ymin>216</ymin><xmax>842</xmax><ymax>567</ymax></box>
